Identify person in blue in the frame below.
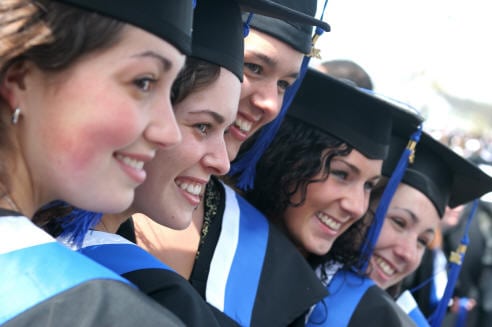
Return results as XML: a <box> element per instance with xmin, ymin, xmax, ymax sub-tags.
<box><xmin>45</xmin><ymin>1</ymin><xmax>330</xmax><ymax>326</ymax></box>
<box><xmin>243</xmin><ymin>68</ymin><xmax>420</xmax><ymax>326</ymax></box>
<box><xmin>0</xmin><ymin>0</ymin><xmax>194</xmax><ymax>326</ymax></box>
<box><xmin>119</xmin><ymin>1</ymin><xmax>332</xmax><ymax>326</ymax></box>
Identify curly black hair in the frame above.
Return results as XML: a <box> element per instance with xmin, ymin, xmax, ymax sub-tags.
<box><xmin>244</xmin><ymin>116</ymin><xmax>352</xmax><ymax>226</ymax></box>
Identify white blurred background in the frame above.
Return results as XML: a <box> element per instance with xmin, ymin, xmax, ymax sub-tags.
<box><xmin>312</xmin><ymin>0</ymin><xmax>492</xmax><ymax>136</ymax></box>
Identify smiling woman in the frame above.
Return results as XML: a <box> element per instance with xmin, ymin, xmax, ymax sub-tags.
<box><xmin>0</xmin><ymin>0</ymin><xmax>193</xmax><ymax>325</ymax></box>
<box><xmin>245</xmin><ymin>68</ymin><xmax>423</xmax><ymax>326</ymax></box>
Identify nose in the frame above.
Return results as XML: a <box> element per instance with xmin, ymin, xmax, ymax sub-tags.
<box><xmin>394</xmin><ymin>235</ymin><xmax>418</xmax><ymax>265</ymax></box>
<box><xmin>340</xmin><ymin>185</ymin><xmax>368</xmax><ymax>220</ymax></box>
<box><xmin>250</xmin><ymin>79</ymin><xmax>281</xmax><ymax>121</ymax></box>
<box><xmin>202</xmin><ymin>137</ymin><xmax>230</xmax><ymax>176</ymax></box>
<box><xmin>145</xmin><ymin>97</ymin><xmax>182</xmax><ymax>149</ymax></box>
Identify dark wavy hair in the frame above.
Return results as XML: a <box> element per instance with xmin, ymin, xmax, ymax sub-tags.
<box><xmin>245</xmin><ymin>116</ymin><xmax>352</xmax><ymax>229</ymax></box>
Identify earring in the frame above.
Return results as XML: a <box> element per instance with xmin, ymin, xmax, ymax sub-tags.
<box><xmin>11</xmin><ymin>108</ymin><xmax>21</xmax><ymax>125</ymax></box>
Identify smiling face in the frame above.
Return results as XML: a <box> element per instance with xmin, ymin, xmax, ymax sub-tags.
<box><xmin>132</xmin><ymin>66</ymin><xmax>240</xmax><ymax>229</ymax></box>
<box><xmin>225</xmin><ymin>29</ymin><xmax>304</xmax><ymax>160</ymax></box>
<box><xmin>5</xmin><ymin>26</ymin><xmax>185</xmax><ymax>214</ymax></box>
<box><xmin>368</xmin><ymin>183</ymin><xmax>440</xmax><ymax>289</ymax></box>
<box><xmin>282</xmin><ymin>149</ymin><xmax>383</xmax><ymax>256</ymax></box>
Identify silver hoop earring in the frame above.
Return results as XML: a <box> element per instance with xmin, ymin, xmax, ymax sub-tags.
<box><xmin>11</xmin><ymin>108</ymin><xmax>21</xmax><ymax>125</ymax></box>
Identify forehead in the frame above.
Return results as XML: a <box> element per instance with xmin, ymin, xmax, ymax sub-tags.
<box><xmin>244</xmin><ymin>29</ymin><xmax>303</xmax><ymax>67</ymax></box>
<box><xmin>390</xmin><ymin>183</ymin><xmax>440</xmax><ymax>229</ymax></box>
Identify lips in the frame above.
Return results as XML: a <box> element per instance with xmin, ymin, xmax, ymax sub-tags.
<box><xmin>114</xmin><ymin>152</ymin><xmax>152</xmax><ymax>184</ymax></box>
<box><xmin>175</xmin><ymin>178</ymin><xmax>206</xmax><ymax>206</ymax></box>
<box><xmin>229</xmin><ymin>114</ymin><xmax>260</xmax><ymax>142</ymax></box>
<box><xmin>316</xmin><ymin>212</ymin><xmax>342</xmax><ymax>232</ymax></box>
<box><xmin>374</xmin><ymin>255</ymin><xmax>396</xmax><ymax>277</ymax></box>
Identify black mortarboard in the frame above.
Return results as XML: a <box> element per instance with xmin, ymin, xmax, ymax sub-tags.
<box><xmin>287</xmin><ymin>68</ymin><xmax>393</xmax><ymax>160</ymax></box>
<box><xmin>383</xmin><ymin>131</ymin><xmax>492</xmax><ymax>217</ymax></box>
<box><xmin>241</xmin><ymin>0</ymin><xmax>330</xmax><ymax>54</ymax></box>
<box><xmin>191</xmin><ymin>0</ymin><xmax>244</xmax><ymax>81</ymax></box>
<box><xmin>56</xmin><ymin>0</ymin><xmax>193</xmax><ymax>55</ymax></box>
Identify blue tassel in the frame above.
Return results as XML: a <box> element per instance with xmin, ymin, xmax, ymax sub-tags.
<box><xmin>358</xmin><ymin>126</ymin><xmax>423</xmax><ymax>272</ymax></box>
<box><xmin>229</xmin><ymin>2</ymin><xmax>329</xmax><ymax>191</ymax></box>
<box><xmin>243</xmin><ymin>13</ymin><xmax>254</xmax><ymax>37</ymax></box>
<box><xmin>429</xmin><ymin>199</ymin><xmax>479</xmax><ymax>327</ymax></box>
<box><xmin>57</xmin><ymin>204</ymin><xmax>103</xmax><ymax>248</ymax></box>
<box><xmin>192</xmin><ymin>0</ymin><xmax>197</xmax><ymax>9</ymax></box>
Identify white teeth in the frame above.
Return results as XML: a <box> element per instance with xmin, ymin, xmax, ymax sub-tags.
<box><xmin>316</xmin><ymin>212</ymin><xmax>341</xmax><ymax>231</ymax></box>
<box><xmin>176</xmin><ymin>181</ymin><xmax>203</xmax><ymax>196</ymax></box>
<box><xmin>235</xmin><ymin>118</ymin><xmax>252</xmax><ymax>133</ymax></box>
<box><xmin>116</xmin><ymin>154</ymin><xmax>144</xmax><ymax>170</ymax></box>
<box><xmin>375</xmin><ymin>256</ymin><xmax>395</xmax><ymax>276</ymax></box>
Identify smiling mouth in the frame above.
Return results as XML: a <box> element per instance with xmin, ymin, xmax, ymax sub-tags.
<box><xmin>115</xmin><ymin>153</ymin><xmax>145</xmax><ymax>170</ymax></box>
<box><xmin>175</xmin><ymin>180</ymin><xmax>203</xmax><ymax>196</ymax></box>
<box><xmin>234</xmin><ymin>117</ymin><xmax>253</xmax><ymax>133</ymax></box>
<box><xmin>316</xmin><ymin>212</ymin><xmax>342</xmax><ymax>231</ymax></box>
<box><xmin>375</xmin><ymin>255</ymin><xmax>396</xmax><ymax>276</ymax></box>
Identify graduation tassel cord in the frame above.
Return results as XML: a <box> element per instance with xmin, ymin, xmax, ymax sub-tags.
<box><xmin>358</xmin><ymin>126</ymin><xmax>422</xmax><ymax>272</ymax></box>
<box><xmin>429</xmin><ymin>199</ymin><xmax>479</xmax><ymax>327</ymax></box>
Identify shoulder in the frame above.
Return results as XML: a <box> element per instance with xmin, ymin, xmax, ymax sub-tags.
<box><xmin>349</xmin><ymin>286</ymin><xmax>416</xmax><ymax>327</ymax></box>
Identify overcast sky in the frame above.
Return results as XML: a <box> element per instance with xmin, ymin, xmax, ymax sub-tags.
<box><xmin>311</xmin><ymin>0</ymin><xmax>492</xmax><ymax>132</ymax></box>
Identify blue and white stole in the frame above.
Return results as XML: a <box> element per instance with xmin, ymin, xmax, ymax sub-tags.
<box><xmin>0</xmin><ymin>216</ymin><xmax>127</xmax><ymax>325</ymax></box>
<box><xmin>307</xmin><ymin>269</ymin><xmax>375</xmax><ymax>326</ymax></box>
<box><xmin>396</xmin><ymin>290</ymin><xmax>430</xmax><ymax>327</ymax></box>
<box><xmin>205</xmin><ymin>184</ymin><xmax>269</xmax><ymax>326</ymax></box>
<box><xmin>68</xmin><ymin>230</ymin><xmax>174</xmax><ymax>275</ymax></box>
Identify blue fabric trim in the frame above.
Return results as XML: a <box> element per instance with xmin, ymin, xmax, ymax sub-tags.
<box><xmin>0</xmin><ymin>242</ymin><xmax>128</xmax><ymax>324</ymax></box>
<box><xmin>408</xmin><ymin>306</ymin><xmax>430</xmax><ymax>327</ymax></box>
<box><xmin>307</xmin><ymin>270</ymin><xmax>374</xmax><ymax>326</ymax></box>
<box><xmin>80</xmin><ymin>243</ymin><xmax>173</xmax><ymax>276</ymax></box>
<box><xmin>223</xmin><ymin>193</ymin><xmax>269</xmax><ymax>326</ymax></box>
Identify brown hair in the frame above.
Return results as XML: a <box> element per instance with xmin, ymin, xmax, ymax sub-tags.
<box><xmin>171</xmin><ymin>56</ymin><xmax>221</xmax><ymax>105</ymax></box>
<box><xmin>0</xmin><ymin>0</ymin><xmax>124</xmax><ymax>191</ymax></box>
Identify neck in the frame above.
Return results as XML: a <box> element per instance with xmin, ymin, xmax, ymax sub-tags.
<box><xmin>97</xmin><ymin>209</ymin><xmax>134</xmax><ymax>233</ymax></box>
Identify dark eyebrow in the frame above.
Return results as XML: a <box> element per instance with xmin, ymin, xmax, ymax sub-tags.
<box><xmin>132</xmin><ymin>51</ymin><xmax>172</xmax><ymax>72</ymax></box>
<box><xmin>247</xmin><ymin>50</ymin><xmax>299</xmax><ymax>79</ymax></box>
<box><xmin>189</xmin><ymin>110</ymin><xmax>225</xmax><ymax>124</ymax></box>
<box><xmin>337</xmin><ymin>158</ymin><xmax>381</xmax><ymax>182</ymax></box>
<box><xmin>391</xmin><ymin>207</ymin><xmax>436</xmax><ymax>236</ymax></box>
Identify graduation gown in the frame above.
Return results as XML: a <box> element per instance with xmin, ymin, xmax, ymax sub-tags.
<box><xmin>0</xmin><ymin>209</ymin><xmax>183</xmax><ymax>327</ymax></box>
<box><xmin>307</xmin><ymin>269</ymin><xmax>417</xmax><ymax>327</ymax></box>
<box><xmin>74</xmin><ymin>230</ymin><xmax>237</xmax><ymax>327</ymax></box>
<box><xmin>189</xmin><ymin>180</ymin><xmax>328</xmax><ymax>326</ymax></box>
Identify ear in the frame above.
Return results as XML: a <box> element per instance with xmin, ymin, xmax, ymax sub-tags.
<box><xmin>0</xmin><ymin>60</ymin><xmax>29</xmax><ymax>110</ymax></box>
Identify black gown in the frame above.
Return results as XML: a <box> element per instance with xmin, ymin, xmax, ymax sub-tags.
<box><xmin>120</xmin><ymin>178</ymin><xmax>328</xmax><ymax>327</ymax></box>
<box><xmin>72</xmin><ymin>230</ymin><xmax>239</xmax><ymax>327</ymax></box>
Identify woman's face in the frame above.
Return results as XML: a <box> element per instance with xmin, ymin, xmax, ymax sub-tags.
<box><xmin>225</xmin><ymin>29</ymin><xmax>304</xmax><ymax>160</ymax></box>
<box><xmin>283</xmin><ymin>149</ymin><xmax>383</xmax><ymax>256</ymax></box>
<box><xmin>369</xmin><ymin>183</ymin><xmax>439</xmax><ymax>290</ymax></box>
<box><xmin>5</xmin><ymin>26</ymin><xmax>185</xmax><ymax>213</ymax></box>
<box><xmin>132</xmin><ymin>67</ymin><xmax>240</xmax><ymax>229</ymax></box>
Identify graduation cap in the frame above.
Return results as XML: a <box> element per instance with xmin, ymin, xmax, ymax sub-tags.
<box><xmin>192</xmin><ymin>0</ymin><xmax>331</xmax><ymax>82</ymax></box>
<box><xmin>191</xmin><ymin>0</ymin><xmax>244</xmax><ymax>81</ymax></box>
<box><xmin>241</xmin><ymin>0</ymin><xmax>329</xmax><ymax>54</ymax></box>
<box><xmin>56</xmin><ymin>0</ymin><xmax>193</xmax><ymax>55</ymax></box>
<box><xmin>286</xmin><ymin>68</ymin><xmax>395</xmax><ymax>160</ymax></box>
<box><xmin>383</xmin><ymin>131</ymin><xmax>492</xmax><ymax>217</ymax></box>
